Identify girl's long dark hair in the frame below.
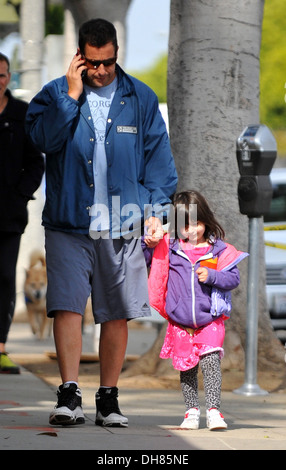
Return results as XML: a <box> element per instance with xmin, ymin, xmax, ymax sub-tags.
<box><xmin>172</xmin><ymin>190</ymin><xmax>225</xmax><ymax>242</ymax></box>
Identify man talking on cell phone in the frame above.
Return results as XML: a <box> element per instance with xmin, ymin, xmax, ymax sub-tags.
<box><xmin>25</xmin><ymin>18</ymin><xmax>177</xmax><ymax>428</ymax></box>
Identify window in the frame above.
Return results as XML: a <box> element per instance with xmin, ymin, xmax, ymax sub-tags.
<box><xmin>264</xmin><ymin>183</ymin><xmax>286</xmax><ymax>223</ymax></box>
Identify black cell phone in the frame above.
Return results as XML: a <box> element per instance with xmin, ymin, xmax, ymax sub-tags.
<box><xmin>76</xmin><ymin>50</ymin><xmax>86</xmax><ymax>80</ymax></box>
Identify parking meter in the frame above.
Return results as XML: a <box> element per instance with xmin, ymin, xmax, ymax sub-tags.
<box><xmin>234</xmin><ymin>125</ymin><xmax>277</xmax><ymax>397</ymax></box>
<box><xmin>236</xmin><ymin>125</ymin><xmax>277</xmax><ymax>217</ymax></box>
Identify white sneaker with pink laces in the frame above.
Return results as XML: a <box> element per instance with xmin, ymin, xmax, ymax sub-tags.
<box><xmin>180</xmin><ymin>408</ymin><xmax>200</xmax><ymax>429</ymax></box>
<box><xmin>206</xmin><ymin>408</ymin><xmax>227</xmax><ymax>430</ymax></box>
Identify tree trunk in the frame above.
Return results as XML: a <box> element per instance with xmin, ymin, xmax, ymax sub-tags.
<box><xmin>167</xmin><ymin>0</ymin><xmax>284</xmax><ymax>370</ymax></box>
<box><xmin>125</xmin><ymin>0</ymin><xmax>285</xmax><ymax>379</ymax></box>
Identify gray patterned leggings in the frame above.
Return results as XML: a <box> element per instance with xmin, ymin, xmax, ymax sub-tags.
<box><xmin>180</xmin><ymin>351</ymin><xmax>222</xmax><ymax>410</ymax></box>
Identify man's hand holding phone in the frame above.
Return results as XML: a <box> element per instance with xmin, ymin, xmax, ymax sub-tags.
<box><xmin>66</xmin><ymin>49</ymin><xmax>87</xmax><ymax>100</ymax></box>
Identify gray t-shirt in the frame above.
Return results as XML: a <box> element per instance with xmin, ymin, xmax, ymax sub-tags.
<box><xmin>85</xmin><ymin>77</ymin><xmax>118</xmax><ymax>235</ymax></box>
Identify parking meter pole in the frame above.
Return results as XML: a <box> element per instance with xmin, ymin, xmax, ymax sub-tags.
<box><xmin>234</xmin><ymin>217</ymin><xmax>268</xmax><ymax>396</ymax></box>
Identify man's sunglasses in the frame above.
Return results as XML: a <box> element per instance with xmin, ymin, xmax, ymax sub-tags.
<box><xmin>83</xmin><ymin>56</ymin><xmax>117</xmax><ymax>69</ymax></box>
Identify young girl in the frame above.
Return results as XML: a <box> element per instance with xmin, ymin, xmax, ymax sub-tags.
<box><xmin>143</xmin><ymin>190</ymin><xmax>248</xmax><ymax>430</ymax></box>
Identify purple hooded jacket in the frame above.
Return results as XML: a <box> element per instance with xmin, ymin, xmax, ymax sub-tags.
<box><xmin>143</xmin><ymin>236</ymin><xmax>248</xmax><ymax>329</ymax></box>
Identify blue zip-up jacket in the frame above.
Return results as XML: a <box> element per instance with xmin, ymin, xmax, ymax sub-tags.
<box><xmin>25</xmin><ymin>65</ymin><xmax>177</xmax><ymax>235</ymax></box>
<box><xmin>144</xmin><ymin>236</ymin><xmax>248</xmax><ymax>329</ymax></box>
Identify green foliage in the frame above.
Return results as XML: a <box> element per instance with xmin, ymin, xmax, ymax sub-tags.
<box><xmin>127</xmin><ymin>55</ymin><xmax>167</xmax><ymax>103</ymax></box>
<box><xmin>45</xmin><ymin>3</ymin><xmax>64</xmax><ymax>36</ymax></box>
<box><xmin>260</xmin><ymin>0</ymin><xmax>286</xmax><ymax>131</ymax></box>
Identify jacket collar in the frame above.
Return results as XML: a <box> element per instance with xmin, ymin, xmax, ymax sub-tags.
<box><xmin>74</xmin><ymin>64</ymin><xmax>135</xmax><ymax>131</ymax></box>
<box><xmin>3</xmin><ymin>89</ymin><xmax>25</xmax><ymax>121</ymax></box>
<box><xmin>170</xmin><ymin>237</ymin><xmax>227</xmax><ymax>258</ymax></box>
<box><xmin>70</xmin><ymin>63</ymin><xmax>134</xmax><ymax>104</ymax></box>
<box><xmin>115</xmin><ymin>64</ymin><xmax>136</xmax><ymax>97</ymax></box>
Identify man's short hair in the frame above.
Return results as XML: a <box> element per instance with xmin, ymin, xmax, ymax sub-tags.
<box><xmin>78</xmin><ymin>18</ymin><xmax>118</xmax><ymax>54</ymax></box>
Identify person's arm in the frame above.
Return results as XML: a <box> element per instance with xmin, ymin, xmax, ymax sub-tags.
<box><xmin>25</xmin><ymin>52</ymin><xmax>86</xmax><ymax>154</ymax></box>
<box><xmin>141</xmin><ymin>237</ymin><xmax>154</xmax><ymax>266</ymax></box>
<box><xmin>17</xmin><ymin>133</ymin><xmax>45</xmax><ymax>199</ymax></box>
<box><xmin>197</xmin><ymin>266</ymin><xmax>241</xmax><ymax>290</ymax></box>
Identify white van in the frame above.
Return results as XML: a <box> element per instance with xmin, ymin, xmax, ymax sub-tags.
<box><xmin>264</xmin><ymin>167</ymin><xmax>286</xmax><ymax>329</ymax></box>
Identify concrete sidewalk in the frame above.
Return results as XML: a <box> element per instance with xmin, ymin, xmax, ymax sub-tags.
<box><xmin>1</xmin><ymin>323</ymin><xmax>286</xmax><ymax>451</ymax></box>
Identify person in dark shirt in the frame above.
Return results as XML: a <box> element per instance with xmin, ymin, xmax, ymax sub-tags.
<box><xmin>0</xmin><ymin>53</ymin><xmax>45</xmax><ymax>373</ymax></box>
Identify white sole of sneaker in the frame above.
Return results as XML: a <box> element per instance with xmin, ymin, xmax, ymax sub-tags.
<box><xmin>96</xmin><ymin>411</ymin><xmax>128</xmax><ymax>427</ymax></box>
<box><xmin>180</xmin><ymin>423</ymin><xmax>199</xmax><ymax>430</ymax></box>
<box><xmin>207</xmin><ymin>420</ymin><xmax>227</xmax><ymax>431</ymax></box>
<box><xmin>49</xmin><ymin>406</ymin><xmax>85</xmax><ymax>426</ymax></box>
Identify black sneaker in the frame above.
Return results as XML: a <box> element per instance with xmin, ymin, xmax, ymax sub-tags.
<box><xmin>95</xmin><ymin>387</ymin><xmax>128</xmax><ymax>427</ymax></box>
<box><xmin>49</xmin><ymin>383</ymin><xmax>85</xmax><ymax>426</ymax></box>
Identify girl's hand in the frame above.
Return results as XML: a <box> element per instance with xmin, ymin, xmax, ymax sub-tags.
<box><xmin>196</xmin><ymin>267</ymin><xmax>208</xmax><ymax>283</ymax></box>
<box><xmin>144</xmin><ymin>216</ymin><xmax>164</xmax><ymax>247</ymax></box>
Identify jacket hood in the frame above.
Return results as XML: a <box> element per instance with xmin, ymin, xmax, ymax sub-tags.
<box><xmin>170</xmin><ymin>237</ymin><xmax>227</xmax><ymax>257</ymax></box>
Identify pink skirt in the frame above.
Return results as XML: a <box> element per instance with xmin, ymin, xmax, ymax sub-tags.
<box><xmin>160</xmin><ymin>317</ymin><xmax>225</xmax><ymax>371</ymax></box>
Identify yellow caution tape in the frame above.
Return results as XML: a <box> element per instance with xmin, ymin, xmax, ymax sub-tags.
<box><xmin>264</xmin><ymin>225</ymin><xmax>286</xmax><ymax>231</ymax></box>
<box><xmin>264</xmin><ymin>224</ymin><xmax>286</xmax><ymax>248</ymax></box>
<box><xmin>264</xmin><ymin>241</ymin><xmax>286</xmax><ymax>250</ymax></box>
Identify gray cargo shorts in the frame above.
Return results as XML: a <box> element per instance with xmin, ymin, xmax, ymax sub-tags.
<box><xmin>45</xmin><ymin>229</ymin><xmax>151</xmax><ymax>323</ymax></box>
